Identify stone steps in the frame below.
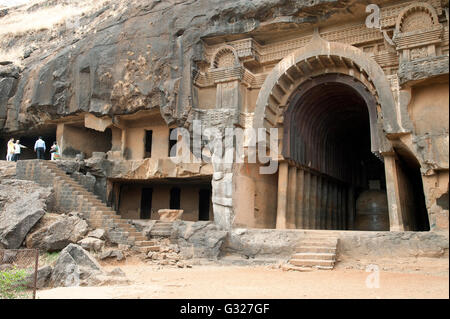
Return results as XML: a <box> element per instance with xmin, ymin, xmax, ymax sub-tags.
<box><xmin>23</xmin><ymin>160</ymin><xmax>149</xmax><ymax>249</ymax></box>
<box><xmin>291</xmin><ymin>253</ymin><xmax>335</xmax><ymax>260</ymax></box>
<box><xmin>287</xmin><ymin>236</ymin><xmax>338</xmax><ymax>271</ymax></box>
<box><xmin>295</xmin><ymin>246</ymin><xmax>336</xmax><ymax>254</ymax></box>
<box><xmin>289</xmin><ymin>259</ymin><xmax>334</xmax><ymax>269</ymax></box>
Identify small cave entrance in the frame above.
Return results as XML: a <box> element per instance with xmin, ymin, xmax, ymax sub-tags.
<box><xmin>198</xmin><ymin>189</ymin><xmax>212</xmax><ymax>221</ymax></box>
<box><xmin>140</xmin><ymin>188</ymin><xmax>153</xmax><ymax>219</ymax></box>
<box><xmin>394</xmin><ymin>147</ymin><xmax>430</xmax><ymax>231</ymax></box>
<box><xmin>0</xmin><ymin>127</ymin><xmax>57</xmax><ymax>161</ymax></box>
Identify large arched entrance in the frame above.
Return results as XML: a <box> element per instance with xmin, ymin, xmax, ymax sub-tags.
<box><xmin>251</xmin><ymin>36</ymin><xmax>426</xmax><ymax>231</ymax></box>
<box><xmin>281</xmin><ymin>73</ymin><xmax>387</xmax><ymax>230</ymax></box>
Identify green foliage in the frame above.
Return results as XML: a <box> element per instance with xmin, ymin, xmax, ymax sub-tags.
<box><xmin>41</xmin><ymin>251</ymin><xmax>60</xmax><ymax>266</ymax></box>
<box><xmin>0</xmin><ymin>267</ymin><xmax>31</xmax><ymax>299</ymax></box>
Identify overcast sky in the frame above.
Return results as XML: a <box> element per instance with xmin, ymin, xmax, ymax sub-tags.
<box><xmin>0</xmin><ymin>0</ymin><xmax>31</xmax><ymax>7</ymax></box>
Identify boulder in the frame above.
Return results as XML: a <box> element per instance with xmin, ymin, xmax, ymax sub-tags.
<box><xmin>25</xmin><ymin>214</ymin><xmax>88</xmax><ymax>252</ymax></box>
<box><xmin>77</xmin><ymin>237</ymin><xmax>105</xmax><ymax>252</ymax></box>
<box><xmin>99</xmin><ymin>249</ymin><xmax>125</xmax><ymax>261</ymax></box>
<box><xmin>49</xmin><ymin>244</ymin><xmax>102</xmax><ymax>287</ymax></box>
<box><xmin>173</xmin><ymin>221</ymin><xmax>228</xmax><ymax>260</ymax></box>
<box><xmin>87</xmin><ymin>229</ymin><xmax>106</xmax><ymax>240</ymax></box>
<box><xmin>26</xmin><ymin>265</ymin><xmax>52</xmax><ymax>289</ymax></box>
<box><xmin>54</xmin><ymin>160</ymin><xmax>82</xmax><ymax>174</ymax></box>
<box><xmin>0</xmin><ymin>180</ymin><xmax>53</xmax><ymax>249</ymax></box>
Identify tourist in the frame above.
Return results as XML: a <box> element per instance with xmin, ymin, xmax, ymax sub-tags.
<box><xmin>34</xmin><ymin>136</ymin><xmax>46</xmax><ymax>160</ymax></box>
<box><xmin>12</xmin><ymin>140</ymin><xmax>27</xmax><ymax>162</ymax></box>
<box><xmin>6</xmin><ymin>138</ymin><xmax>15</xmax><ymax>161</ymax></box>
<box><xmin>50</xmin><ymin>141</ymin><xmax>60</xmax><ymax>161</ymax></box>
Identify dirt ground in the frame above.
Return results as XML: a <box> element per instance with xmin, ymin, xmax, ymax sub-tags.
<box><xmin>37</xmin><ymin>257</ymin><xmax>449</xmax><ymax>299</ymax></box>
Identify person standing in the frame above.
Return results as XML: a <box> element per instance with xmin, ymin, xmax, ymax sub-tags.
<box><xmin>13</xmin><ymin>140</ymin><xmax>27</xmax><ymax>162</ymax></box>
<box><xmin>6</xmin><ymin>138</ymin><xmax>15</xmax><ymax>161</ymax></box>
<box><xmin>50</xmin><ymin>141</ymin><xmax>60</xmax><ymax>161</ymax></box>
<box><xmin>34</xmin><ymin>136</ymin><xmax>46</xmax><ymax>160</ymax></box>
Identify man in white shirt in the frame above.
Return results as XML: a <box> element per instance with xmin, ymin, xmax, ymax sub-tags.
<box><xmin>13</xmin><ymin>140</ymin><xmax>27</xmax><ymax>162</ymax></box>
<box><xmin>34</xmin><ymin>136</ymin><xmax>46</xmax><ymax>160</ymax></box>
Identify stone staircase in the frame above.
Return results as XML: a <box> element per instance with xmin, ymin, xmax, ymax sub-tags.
<box><xmin>150</xmin><ymin>221</ymin><xmax>173</xmax><ymax>237</ymax></box>
<box><xmin>16</xmin><ymin>160</ymin><xmax>158</xmax><ymax>254</ymax></box>
<box><xmin>287</xmin><ymin>236</ymin><xmax>338</xmax><ymax>270</ymax></box>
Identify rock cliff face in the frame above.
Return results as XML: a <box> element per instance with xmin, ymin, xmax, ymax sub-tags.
<box><xmin>0</xmin><ymin>0</ymin><xmax>360</xmax><ymax>134</ymax></box>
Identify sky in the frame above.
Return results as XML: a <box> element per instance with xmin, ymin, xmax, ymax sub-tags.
<box><xmin>0</xmin><ymin>0</ymin><xmax>31</xmax><ymax>7</ymax></box>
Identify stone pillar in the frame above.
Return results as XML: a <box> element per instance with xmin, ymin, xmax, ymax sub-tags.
<box><xmin>384</xmin><ymin>154</ymin><xmax>405</xmax><ymax>231</ymax></box>
<box><xmin>287</xmin><ymin>165</ymin><xmax>297</xmax><ymax>229</ymax></box>
<box><xmin>332</xmin><ymin>184</ymin><xmax>338</xmax><ymax>229</ymax></box>
<box><xmin>303</xmin><ymin>171</ymin><xmax>311</xmax><ymax>229</ymax></box>
<box><xmin>315</xmin><ymin>176</ymin><xmax>322</xmax><ymax>229</ymax></box>
<box><xmin>121</xmin><ymin>128</ymin><xmax>127</xmax><ymax>159</ymax></box>
<box><xmin>320</xmin><ymin>179</ymin><xmax>328</xmax><ymax>229</ymax></box>
<box><xmin>309</xmin><ymin>174</ymin><xmax>317</xmax><ymax>229</ymax></box>
<box><xmin>326</xmin><ymin>182</ymin><xmax>333</xmax><ymax>229</ymax></box>
<box><xmin>336</xmin><ymin>186</ymin><xmax>342</xmax><ymax>230</ymax></box>
<box><xmin>276</xmin><ymin>162</ymin><xmax>289</xmax><ymax>229</ymax></box>
<box><xmin>296</xmin><ymin>169</ymin><xmax>305</xmax><ymax>228</ymax></box>
<box><xmin>347</xmin><ymin>186</ymin><xmax>355</xmax><ymax>230</ymax></box>
<box><xmin>341</xmin><ymin>187</ymin><xmax>347</xmax><ymax>230</ymax></box>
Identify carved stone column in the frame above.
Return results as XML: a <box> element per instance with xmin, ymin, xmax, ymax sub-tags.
<box><xmin>287</xmin><ymin>165</ymin><xmax>297</xmax><ymax>229</ymax></box>
<box><xmin>303</xmin><ymin>171</ymin><xmax>311</xmax><ymax>229</ymax></box>
<box><xmin>296</xmin><ymin>169</ymin><xmax>305</xmax><ymax>228</ymax></box>
<box><xmin>276</xmin><ymin>162</ymin><xmax>289</xmax><ymax>229</ymax></box>
<box><xmin>309</xmin><ymin>174</ymin><xmax>317</xmax><ymax>229</ymax></box>
<box><xmin>384</xmin><ymin>154</ymin><xmax>405</xmax><ymax>231</ymax></box>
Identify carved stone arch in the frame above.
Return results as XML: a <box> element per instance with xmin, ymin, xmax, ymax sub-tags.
<box><xmin>395</xmin><ymin>2</ymin><xmax>440</xmax><ymax>35</ymax></box>
<box><xmin>210</xmin><ymin>45</ymin><xmax>240</xmax><ymax>69</ymax></box>
<box><xmin>253</xmin><ymin>36</ymin><xmax>401</xmax><ymax>148</ymax></box>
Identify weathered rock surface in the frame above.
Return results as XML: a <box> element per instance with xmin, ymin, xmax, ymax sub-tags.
<box><xmin>0</xmin><ymin>0</ymin><xmax>359</xmax><ymax>134</ymax></box>
<box><xmin>173</xmin><ymin>221</ymin><xmax>228</xmax><ymax>260</ymax></box>
<box><xmin>0</xmin><ymin>161</ymin><xmax>16</xmax><ymax>179</ymax></box>
<box><xmin>0</xmin><ymin>180</ymin><xmax>53</xmax><ymax>249</ymax></box>
<box><xmin>25</xmin><ymin>213</ymin><xmax>89</xmax><ymax>252</ymax></box>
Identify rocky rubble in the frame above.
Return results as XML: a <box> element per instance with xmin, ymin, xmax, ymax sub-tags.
<box><xmin>141</xmin><ymin>237</ymin><xmax>192</xmax><ymax>268</ymax></box>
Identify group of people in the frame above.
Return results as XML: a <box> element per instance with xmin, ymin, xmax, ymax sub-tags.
<box><xmin>5</xmin><ymin>137</ymin><xmax>60</xmax><ymax>162</ymax></box>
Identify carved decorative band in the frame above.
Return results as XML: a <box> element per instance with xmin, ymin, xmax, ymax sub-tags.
<box><xmin>394</xmin><ymin>27</ymin><xmax>443</xmax><ymax>49</ymax></box>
